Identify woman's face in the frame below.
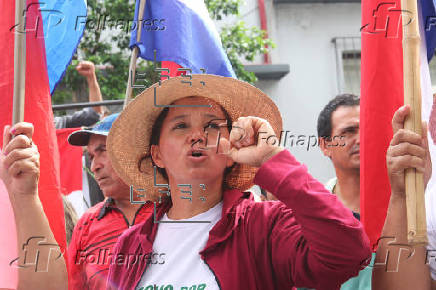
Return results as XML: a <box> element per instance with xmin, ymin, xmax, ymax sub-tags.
<box><xmin>151</xmin><ymin>97</ymin><xmax>234</xmax><ymax>185</ymax></box>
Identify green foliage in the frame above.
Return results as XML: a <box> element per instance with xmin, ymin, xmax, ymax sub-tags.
<box><xmin>205</xmin><ymin>0</ymin><xmax>275</xmax><ymax>83</ymax></box>
<box><xmin>221</xmin><ymin>21</ymin><xmax>275</xmax><ymax>83</ymax></box>
<box><xmin>205</xmin><ymin>0</ymin><xmax>242</xmax><ymax>20</ymax></box>
<box><xmin>52</xmin><ymin>0</ymin><xmax>274</xmax><ymax>106</ymax></box>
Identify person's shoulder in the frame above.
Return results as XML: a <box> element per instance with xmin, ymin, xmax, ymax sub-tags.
<box><xmin>70</xmin><ymin>201</ymin><xmax>108</xmax><ymax>250</ymax></box>
<box><xmin>75</xmin><ymin>200</ymin><xmax>107</xmax><ymax>226</ymax></box>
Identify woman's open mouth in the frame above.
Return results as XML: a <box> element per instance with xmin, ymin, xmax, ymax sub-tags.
<box><xmin>187</xmin><ymin>149</ymin><xmax>208</xmax><ymax>162</ymax></box>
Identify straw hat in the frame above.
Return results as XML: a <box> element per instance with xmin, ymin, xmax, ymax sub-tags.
<box><xmin>107</xmin><ymin>74</ymin><xmax>282</xmax><ymax>201</ymax></box>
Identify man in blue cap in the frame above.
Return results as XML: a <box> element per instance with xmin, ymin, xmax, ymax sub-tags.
<box><xmin>67</xmin><ymin>113</ymin><xmax>153</xmax><ymax>290</ymax></box>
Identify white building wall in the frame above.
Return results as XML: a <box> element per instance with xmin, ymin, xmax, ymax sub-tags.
<box><xmin>230</xmin><ymin>1</ymin><xmax>362</xmax><ymax>182</ymax></box>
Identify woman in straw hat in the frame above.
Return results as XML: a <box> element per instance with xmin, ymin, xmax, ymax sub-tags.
<box><xmin>106</xmin><ymin>75</ymin><xmax>370</xmax><ymax>290</ymax></box>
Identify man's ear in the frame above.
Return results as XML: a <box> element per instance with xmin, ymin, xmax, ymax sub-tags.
<box><xmin>319</xmin><ymin>137</ymin><xmax>332</xmax><ymax>158</ymax></box>
<box><xmin>151</xmin><ymin>145</ymin><xmax>165</xmax><ymax>168</ymax></box>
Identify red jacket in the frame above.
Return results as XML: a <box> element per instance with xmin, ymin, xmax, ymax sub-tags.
<box><xmin>68</xmin><ymin>198</ymin><xmax>153</xmax><ymax>289</ymax></box>
<box><xmin>107</xmin><ymin>150</ymin><xmax>371</xmax><ymax>290</ymax></box>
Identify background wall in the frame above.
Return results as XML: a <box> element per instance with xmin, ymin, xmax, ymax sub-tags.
<box><xmin>227</xmin><ymin>1</ymin><xmax>362</xmax><ymax>182</ymax></box>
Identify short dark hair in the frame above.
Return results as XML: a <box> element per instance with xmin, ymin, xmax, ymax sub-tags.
<box><xmin>317</xmin><ymin>94</ymin><xmax>360</xmax><ymax>139</ymax></box>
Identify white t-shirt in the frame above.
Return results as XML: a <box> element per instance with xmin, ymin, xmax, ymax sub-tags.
<box><xmin>136</xmin><ymin>202</ymin><xmax>223</xmax><ymax>290</ymax></box>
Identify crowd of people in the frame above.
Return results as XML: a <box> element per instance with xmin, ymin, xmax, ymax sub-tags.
<box><xmin>0</xmin><ymin>72</ymin><xmax>435</xmax><ymax>289</ymax></box>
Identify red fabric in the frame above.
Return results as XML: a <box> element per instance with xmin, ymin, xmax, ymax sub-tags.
<box><xmin>68</xmin><ymin>199</ymin><xmax>153</xmax><ymax>290</ymax></box>
<box><xmin>107</xmin><ymin>150</ymin><xmax>371</xmax><ymax>290</ymax></box>
<box><xmin>360</xmin><ymin>0</ymin><xmax>404</xmax><ymax>248</ymax></box>
<box><xmin>161</xmin><ymin>61</ymin><xmax>184</xmax><ymax>77</ymax></box>
<box><xmin>0</xmin><ymin>181</ymin><xmax>17</xmax><ymax>287</ymax></box>
<box><xmin>56</xmin><ymin>128</ymin><xmax>83</xmax><ymax>195</ymax></box>
<box><xmin>0</xmin><ymin>0</ymin><xmax>66</xmax><ymax>257</ymax></box>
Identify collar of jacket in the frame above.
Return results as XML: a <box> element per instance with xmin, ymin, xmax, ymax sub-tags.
<box><xmin>136</xmin><ymin>189</ymin><xmax>252</xmax><ymax>255</ymax></box>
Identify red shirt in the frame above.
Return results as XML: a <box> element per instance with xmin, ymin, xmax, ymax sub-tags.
<box><xmin>107</xmin><ymin>150</ymin><xmax>371</xmax><ymax>290</ymax></box>
<box><xmin>68</xmin><ymin>198</ymin><xmax>153</xmax><ymax>290</ymax></box>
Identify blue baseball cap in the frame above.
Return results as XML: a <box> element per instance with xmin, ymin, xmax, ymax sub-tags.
<box><xmin>68</xmin><ymin>113</ymin><xmax>119</xmax><ymax>146</ymax></box>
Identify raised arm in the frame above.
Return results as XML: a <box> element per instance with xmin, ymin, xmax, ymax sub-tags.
<box><xmin>254</xmin><ymin>149</ymin><xmax>370</xmax><ymax>289</ymax></box>
<box><xmin>224</xmin><ymin>116</ymin><xmax>371</xmax><ymax>289</ymax></box>
<box><xmin>0</xmin><ymin>123</ymin><xmax>67</xmax><ymax>290</ymax></box>
<box><xmin>76</xmin><ymin>61</ymin><xmax>104</xmax><ymax>115</ymax></box>
<box><xmin>372</xmin><ymin>105</ymin><xmax>431</xmax><ymax>290</ymax></box>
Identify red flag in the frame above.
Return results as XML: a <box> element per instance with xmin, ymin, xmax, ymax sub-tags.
<box><xmin>56</xmin><ymin>128</ymin><xmax>83</xmax><ymax>195</ymax></box>
<box><xmin>360</xmin><ymin>0</ymin><xmax>404</xmax><ymax>248</ymax></box>
<box><xmin>0</xmin><ymin>1</ymin><xmax>66</xmax><ymax>278</ymax></box>
<box><xmin>0</xmin><ymin>180</ymin><xmax>17</xmax><ymax>287</ymax></box>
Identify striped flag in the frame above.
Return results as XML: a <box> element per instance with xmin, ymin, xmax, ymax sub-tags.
<box><xmin>130</xmin><ymin>0</ymin><xmax>235</xmax><ymax>77</ymax></box>
<box><xmin>361</xmin><ymin>0</ymin><xmax>436</xmax><ymax>248</ymax></box>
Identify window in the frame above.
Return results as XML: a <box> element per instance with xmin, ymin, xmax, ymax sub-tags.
<box><xmin>333</xmin><ymin>36</ymin><xmax>436</xmax><ymax>96</ymax></box>
<box><xmin>332</xmin><ymin>36</ymin><xmax>361</xmax><ymax>96</ymax></box>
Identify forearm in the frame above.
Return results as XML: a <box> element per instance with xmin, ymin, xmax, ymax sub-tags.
<box><xmin>256</xmin><ymin>150</ymin><xmax>369</xmax><ymax>251</ymax></box>
<box><xmin>11</xmin><ymin>194</ymin><xmax>67</xmax><ymax>290</ymax></box>
<box><xmin>255</xmin><ymin>150</ymin><xmax>370</xmax><ymax>283</ymax></box>
<box><xmin>372</xmin><ymin>193</ymin><xmax>430</xmax><ymax>290</ymax></box>
<box><xmin>86</xmin><ymin>75</ymin><xmax>103</xmax><ymax>114</ymax></box>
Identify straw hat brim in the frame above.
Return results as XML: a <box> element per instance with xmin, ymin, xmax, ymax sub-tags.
<box><xmin>107</xmin><ymin>74</ymin><xmax>282</xmax><ymax>201</ymax></box>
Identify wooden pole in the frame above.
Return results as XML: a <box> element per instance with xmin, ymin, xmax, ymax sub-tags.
<box><xmin>124</xmin><ymin>0</ymin><xmax>147</xmax><ymax>108</ymax></box>
<box><xmin>401</xmin><ymin>0</ymin><xmax>427</xmax><ymax>244</ymax></box>
<box><xmin>13</xmin><ymin>0</ymin><xmax>26</xmax><ymax>124</ymax></box>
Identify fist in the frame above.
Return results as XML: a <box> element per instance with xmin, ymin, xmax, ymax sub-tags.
<box><xmin>76</xmin><ymin>61</ymin><xmax>96</xmax><ymax>79</ymax></box>
<box><xmin>386</xmin><ymin>105</ymin><xmax>432</xmax><ymax>195</ymax></box>
<box><xmin>220</xmin><ymin>116</ymin><xmax>283</xmax><ymax>167</ymax></box>
<box><xmin>0</xmin><ymin>123</ymin><xmax>40</xmax><ymax>197</ymax></box>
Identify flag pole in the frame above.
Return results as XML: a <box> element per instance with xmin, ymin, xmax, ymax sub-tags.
<box><xmin>124</xmin><ymin>0</ymin><xmax>147</xmax><ymax>108</ymax></box>
<box><xmin>13</xmin><ymin>0</ymin><xmax>26</xmax><ymax>124</ymax></box>
<box><xmin>401</xmin><ymin>0</ymin><xmax>427</xmax><ymax>244</ymax></box>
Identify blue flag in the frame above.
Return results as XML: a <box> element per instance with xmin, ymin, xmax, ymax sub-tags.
<box><xmin>40</xmin><ymin>0</ymin><xmax>87</xmax><ymax>94</ymax></box>
<box><xmin>130</xmin><ymin>0</ymin><xmax>236</xmax><ymax>77</ymax></box>
<box><xmin>420</xmin><ymin>0</ymin><xmax>436</xmax><ymax>61</ymax></box>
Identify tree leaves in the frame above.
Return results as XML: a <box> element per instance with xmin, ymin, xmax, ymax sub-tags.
<box><xmin>52</xmin><ymin>0</ymin><xmax>275</xmax><ymax>108</ymax></box>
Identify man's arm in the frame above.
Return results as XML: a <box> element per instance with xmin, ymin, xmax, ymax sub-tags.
<box><xmin>0</xmin><ymin>123</ymin><xmax>67</xmax><ymax>290</ymax></box>
<box><xmin>76</xmin><ymin>61</ymin><xmax>104</xmax><ymax>115</ymax></box>
<box><xmin>54</xmin><ymin>61</ymin><xmax>104</xmax><ymax>129</ymax></box>
<box><xmin>372</xmin><ymin>105</ymin><xmax>431</xmax><ymax>290</ymax></box>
